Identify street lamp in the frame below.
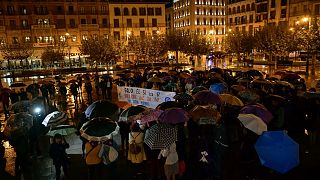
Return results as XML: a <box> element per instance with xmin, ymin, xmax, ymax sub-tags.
<box><xmin>65</xmin><ymin>33</ymin><xmax>71</xmax><ymax>68</ymax></box>
<box><xmin>126</xmin><ymin>31</ymin><xmax>131</xmax><ymax>63</ymax></box>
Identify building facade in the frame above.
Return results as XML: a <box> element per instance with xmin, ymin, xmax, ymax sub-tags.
<box><xmin>227</xmin><ymin>0</ymin><xmax>289</xmax><ymax>34</ymax></box>
<box><xmin>289</xmin><ymin>0</ymin><xmax>320</xmax><ymax>27</ymax></box>
<box><xmin>172</xmin><ymin>0</ymin><xmax>226</xmax><ymax>51</ymax></box>
<box><xmin>0</xmin><ymin>0</ymin><xmax>167</xmax><ymax>67</ymax></box>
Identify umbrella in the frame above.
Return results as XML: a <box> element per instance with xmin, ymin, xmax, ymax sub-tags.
<box><xmin>209</xmin><ymin>67</ymin><xmax>224</xmax><ymax>75</ymax></box>
<box><xmin>26</xmin><ymin>83</ymin><xmax>40</xmax><ymax>92</ymax></box>
<box><xmin>168</xmin><ymin>70</ymin><xmax>178</xmax><ymax>75</ymax></box>
<box><xmin>158</xmin><ymin>108</ymin><xmax>189</xmax><ymax>125</ymax></box>
<box><xmin>191</xmin><ymin>86</ymin><xmax>208</xmax><ymax>95</ymax></box>
<box><xmin>57</xmin><ymin>82</ymin><xmax>68</xmax><ymax>86</ymax></box>
<box><xmin>219</xmin><ymin>93</ymin><xmax>244</xmax><ymax>107</ymax></box>
<box><xmin>85</xmin><ymin>100</ymin><xmax>119</xmax><ymax>120</ymax></box>
<box><xmin>238</xmin><ymin>113</ymin><xmax>267</xmax><ymax>135</ymax></box>
<box><xmin>11</xmin><ymin>100</ymin><xmax>30</xmax><ymax>113</ymax></box>
<box><xmin>189</xmin><ymin>105</ymin><xmax>221</xmax><ymax>125</ymax></box>
<box><xmin>162</xmin><ymin>76</ymin><xmax>174</xmax><ymax>82</ymax></box>
<box><xmin>148</xmin><ymin>76</ymin><xmax>164</xmax><ymax>83</ymax></box>
<box><xmin>157</xmin><ymin>101</ymin><xmax>182</xmax><ymax>110</ymax></box>
<box><xmin>255</xmin><ymin>131</ymin><xmax>299</xmax><ymax>174</ymax></box>
<box><xmin>47</xmin><ymin>125</ymin><xmax>77</xmax><ymax>137</ymax></box>
<box><xmin>136</xmin><ymin>109</ymin><xmax>163</xmax><ymax>124</ymax></box>
<box><xmin>153</xmin><ymin>67</ymin><xmax>162</xmax><ymax>71</ymax></box>
<box><xmin>10</xmin><ymin>82</ymin><xmax>26</xmax><ymax>88</ymax></box>
<box><xmin>231</xmin><ymin>85</ymin><xmax>246</xmax><ymax>92</ymax></box>
<box><xmin>80</xmin><ymin>117</ymin><xmax>119</xmax><ymax>142</ymax></box>
<box><xmin>173</xmin><ymin>93</ymin><xmax>193</xmax><ymax>102</ymax></box>
<box><xmin>240</xmin><ymin>104</ymin><xmax>273</xmax><ymax>123</ymax></box>
<box><xmin>144</xmin><ymin>67</ymin><xmax>152</xmax><ymax>71</ymax></box>
<box><xmin>193</xmin><ymin>90</ymin><xmax>222</xmax><ymax>106</ymax></box>
<box><xmin>185</xmin><ymin>76</ymin><xmax>196</xmax><ymax>84</ymax></box>
<box><xmin>275</xmin><ymin>81</ymin><xmax>295</xmax><ymax>89</ymax></box>
<box><xmin>0</xmin><ymin>88</ymin><xmax>12</xmax><ymax>93</ymax></box>
<box><xmin>42</xmin><ymin>111</ymin><xmax>68</xmax><ymax>127</ymax></box>
<box><xmin>6</xmin><ymin>112</ymin><xmax>33</xmax><ymax>130</ymax></box>
<box><xmin>179</xmin><ymin>72</ymin><xmax>191</xmax><ymax>79</ymax></box>
<box><xmin>38</xmin><ymin>80</ymin><xmax>54</xmax><ymax>85</ymax></box>
<box><xmin>209</xmin><ymin>83</ymin><xmax>228</xmax><ymax>94</ymax></box>
<box><xmin>237</xmin><ymin>77</ymin><xmax>253</xmax><ymax>83</ymax></box>
<box><xmin>118</xmin><ymin>106</ymin><xmax>148</xmax><ymax>122</ymax></box>
<box><xmin>281</xmin><ymin>73</ymin><xmax>301</xmax><ymax>81</ymax></box>
<box><xmin>238</xmin><ymin>90</ymin><xmax>260</xmax><ymax>104</ymax></box>
<box><xmin>245</xmin><ymin>70</ymin><xmax>264</xmax><ymax>77</ymax></box>
<box><xmin>250</xmin><ymin>78</ymin><xmax>273</xmax><ymax>85</ymax></box>
<box><xmin>144</xmin><ymin>123</ymin><xmax>178</xmax><ymax>150</ymax></box>
<box><xmin>274</xmin><ymin>70</ymin><xmax>288</xmax><ymax>76</ymax></box>
<box><xmin>68</xmin><ymin>79</ymin><xmax>78</xmax><ymax>84</ymax></box>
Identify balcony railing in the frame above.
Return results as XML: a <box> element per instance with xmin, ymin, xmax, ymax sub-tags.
<box><xmin>78</xmin><ymin>24</ymin><xmax>99</xmax><ymax>29</ymax></box>
<box><xmin>31</xmin><ymin>25</ymin><xmax>56</xmax><ymax>29</ymax></box>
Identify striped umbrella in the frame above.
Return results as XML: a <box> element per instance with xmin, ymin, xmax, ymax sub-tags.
<box><xmin>144</xmin><ymin>123</ymin><xmax>177</xmax><ymax>150</ymax></box>
<box><xmin>42</xmin><ymin>111</ymin><xmax>68</xmax><ymax>127</ymax></box>
<box><xmin>47</xmin><ymin>125</ymin><xmax>77</xmax><ymax>137</ymax></box>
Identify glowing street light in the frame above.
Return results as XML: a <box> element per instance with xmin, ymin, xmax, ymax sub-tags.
<box><xmin>302</xmin><ymin>17</ymin><xmax>310</xmax><ymax>22</ymax></box>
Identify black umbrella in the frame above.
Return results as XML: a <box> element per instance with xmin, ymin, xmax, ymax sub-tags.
<box><xmin>245</xmin><ymin>70</ymin><xmax>264</xmax><ymax>77</ymax></box>
<box><xmin>80</xmin><ymin>117</ymin><xmax>119</xmax><ymax>142</ymax></box>
<box><xmin>156</xmin><ymin>101</ymin><xmax>183</xmax><ymax>110</ymax></box>
<box><xmin>10</xmin><ymin>82</ymin><xmax>27</xmax><ymax>88</ymax></box>
<box><xmin>85</xmin><ymin>100</ymin><xmax>119</xmax><ymax>120</ymax></box>
<box><xmin>209</xmin><ymin>67</ymin><xmax>224</xmax><ymax>75</ymax></box>
<box><xmin>173</xmin><ymin>93</ymin><xmax>193</xmax><ymax>101</ymax></box>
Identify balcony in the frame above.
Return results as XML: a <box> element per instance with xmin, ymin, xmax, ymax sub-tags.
<box><xmin>78</xmin><ymin>24</ymin><xmax>99</xmax><ymax>29</ymax></box>
<box><xmin>31</xmin><ymin>25</ymin><xmax>56</xmax><ymax>29</ymax></box>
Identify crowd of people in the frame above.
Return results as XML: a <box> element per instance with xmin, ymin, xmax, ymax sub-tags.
<box><xmin>1</xmin><ymin>67</ymin><xmax>320</xmax><ymax>180</ymax></box>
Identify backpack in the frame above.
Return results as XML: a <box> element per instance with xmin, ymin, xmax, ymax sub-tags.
<box><xmin>129</xmin><ymin>132</ymin><xmax>142</xmax><ymax>154</ymax></box>
<box><xmin>98</xmin><ymin>144</ymin><xmax>118</xmax><ymax>165</ymax></box>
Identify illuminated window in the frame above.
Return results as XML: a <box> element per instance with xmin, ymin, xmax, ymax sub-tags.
<box><xmin>60</xmin><ymin>35</ymin><xmax>66</xmax><ymax>42</ymax></box>
<box><xmin>72</xmin><ymin>35</ymin><xmax>77</xmax><ymax>42</ymax></box>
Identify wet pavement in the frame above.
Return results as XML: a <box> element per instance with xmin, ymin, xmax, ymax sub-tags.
<box><xmin>1</xmin><ymin>68</ymin><xmax>320</xmax><ymax>180</ymax></box>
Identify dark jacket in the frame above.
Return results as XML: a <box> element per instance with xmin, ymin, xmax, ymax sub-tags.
<box><xmin>49</xmin><ymin>142</ymin><xmax>70</xmax><ymax>165</ymax></box>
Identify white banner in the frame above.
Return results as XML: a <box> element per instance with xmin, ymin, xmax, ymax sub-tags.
<box><xmin>117</xmin><ymin>86</ymin><xmax>176</xmax><ymax>108</ymax></box>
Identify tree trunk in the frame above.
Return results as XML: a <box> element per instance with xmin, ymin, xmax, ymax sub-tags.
<box><xmin>311</xmin><ymin>53</ymin><xmax>316</xmax><ymax>76</ymax></box>
<box><xmin>175</xmin><ymin>50</ymin><xmax>179</xmax><ymax>65</ymax></box>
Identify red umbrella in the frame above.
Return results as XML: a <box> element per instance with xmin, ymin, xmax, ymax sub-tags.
<box><xmin>1</xmin><ymin>88</ymin><xmax>12</xmax><ymax>93</ymax></box>
<box><xmin>158</xmin><ymin>108</ymin><xmax>189</xmax><ymax>125</ymax></box>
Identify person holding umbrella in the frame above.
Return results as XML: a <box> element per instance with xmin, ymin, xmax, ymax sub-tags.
<box><xmin>0</xmin><ymin>89</ymin><xmax>10</xmax><ymax>118</ymax></box>
<box><xmin>19</xmin><ymin>88</ymin><xmax>28</xmax><ymax>101</ymax></box>
<box><xmin>49</xmin><ymin>133</ymin><xmax>70</xmax><ymax>180</ymax></box>
<box><xmin>10</xmin><ymin>89</ymin><xmax>19</xmax><ymax>104</ymax></box>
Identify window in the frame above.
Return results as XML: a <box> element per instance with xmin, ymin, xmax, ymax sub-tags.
<box><xmin>68</xmin><ymin>6</ymin><xmax>74</xmax><ymax>12</ymax></box>
<box><xmin>60</xmin><ymin>35</ymin><xmax>66</xmax><ymax>42</ymax></box>
<box><xmin>270</xmin><ymin>11</ymin><xmax>276</xmax><ymax>19</ymax></box>
<box><xmin>281</xmin><ymin>9</ymin><xmax>286</xmax><ymax>18</ymax></box>
<box><xmin>80</xmin><ymin>7</ymin><xmax>85</xmax><ymax>14</ymax></box>
<box><xmin>21</xmin><ymin>7</ymin><xmax>27</xmax><ymax>15</ymax></box>
<box><xmin>139</xmin><ymin>18</ymin><xmax>145</xmax><ymax>27</ymax></box>
<box><xmin>114</xmin><ymin>7</ymin><xmax>121</xmax><ymax>16</ymax></box>
<box><xmin>147</xmin><ymin>8</ymin><xmax>154</xmax><ymax>16</ymax></box>
<box><xmin>124</xmin><ymin>8</ymin><xmax>129</xmax><ymax>16</ymax></box>
<box><xmin>70</xmin><ymin>19</ymin><xmax>76</xmax><ymax>28</ymax></box>
<box><xmin>7</xmin><ymin>6</ymin><xmax>15</xmax><ymax>15</ymax></box>
<box><xmin>197</xmin><ymin>18</ymin><xmax>200</xmax><ymax>25</ymax></box>
<box><xmin>281</xmin><ymin>0</ymin><xmax>287</xmax><ymax>6</ymax></box>
<box><xmin>140</xmin><ymin>31</ymin><xmax>145</xmax><ymax>37</ymax></box>
<box><xmin>9</xmin><ymin>20</ymin><xmax>16</xmax><ymax>26</ymax></box>
<box><xmin>114</xmin><ymin>19</ymin><xmax>119</xmax><ymax>28</ymax></box>
<box><xmin>127</xmin><ymin>19</ymin><xmax>132</xmax><ymax>27</ymax></box>
<box><xmin>102</xmin><ymin>18</ymin><xmax>108</xmax><ymax>27</ymax></box>
<box><xmin>25</xmin><ymin>36</ymin><xmax>31</xmax><ymax>43</ymax></box>
<box><xmin>56</xmin><ymin>19</ymin><xmax>65</xmax><ymax>28</ymax></box>
<box><xmin>246</xmin><ymin>4</ymin><xmax>250</xmax><ymax>11</ymax></box>
<box><xmin>152</xmin><ymin>18</ymin><xmax>157</xmax><ymax>27</ymax></box>
<box><xmin>155</xmin><ymin>8</ymin><xmax>161</xmax><ymax>15</ymax></box>
<box><xmin>81</xmin><ymin>19</ymin><xmax>86</xmax><ymax>24</ymax></box>
<box><xmin>82</xmin><ymin>35</ymin><xmax>88</xmax><ymax>41</ymax></box>
<box><xmin>271</xmin><ymin>0</ymin><xmax>276</xmax><ymax>8</ymax></box>
<box><xmin>249</xmin><ymin>15</ymin><xmax>253</xmax><ymax>23</ymax></box>
<box><xmin>12</xmin><ymin>37</ymin><xmax>19</xmax><ymax>44</ymax></box>
<box><xmin>21</xmin><ymin>20</ymin><xmax>28</xmax><ymax>27</ymax></box>
<box><xmin>101</xmin><ymin>6</ymin><xmax>107</xmax><ymax>14</ymax></box>
<box><xmin>139</xmin><ymin>8</ymin><xmax>146</xmax><ymax>16</ymax></box>
<box><xmin>114</xmin><ymin>31</ymin><xmax>120</xmax><ymax>40</ymax></box>
<box><xmin>72</xmin><ymin>35</ymin><xmax>77</xmax><ymax>42</ymax></box>
<box><xmin>92</xmin><ymin>18</ymin><xmax>97</xmax><ymax>24</ymax></box>
<box><xmin>92</xmin><ymin>7</ymin><xmax>96</xmax><ymax>14</ymax></box>
<box><xmin>132</xmin><ymin>8</ymin><xmax>137</xmax><ymax>16</ymax></box>
<box><xmin>203</xmin><ymin>18</ymin><xmax>206</xmax><ymax>25</ymax></box>
<box><xmin>303</xmin><ymin>5</ymin><xmax>308</xmax><ymax>13</ymax></box>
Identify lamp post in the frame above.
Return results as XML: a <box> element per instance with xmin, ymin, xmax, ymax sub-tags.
<box><xmin>126</xmin><ymin>31</ymin><xmax>131</xmax><ymax>64</ymax></box>
<box><xmin>65</xmin><ymin>32</ymin><xmax>71</xmax><ymax>68</ymax></box>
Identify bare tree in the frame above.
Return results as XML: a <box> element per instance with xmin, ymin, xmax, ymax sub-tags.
<box><xmin>165</xmin><ymin>30</ymin><xmax>188</xmax><ymax>63</ymax></box>
<box><xmin>225</xmin><ymin>31</ymin><xmax>255</xmax><ymax>60</ymax></box>
<box><xmin>0</xmin><ymin>42</ymin><xmax>33</xmax><ymax>69</ymax></box>
<box><xmin>79</xmin><ymin>36</ymin><xmax>116</xmax><ymax>71</ymax></box>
